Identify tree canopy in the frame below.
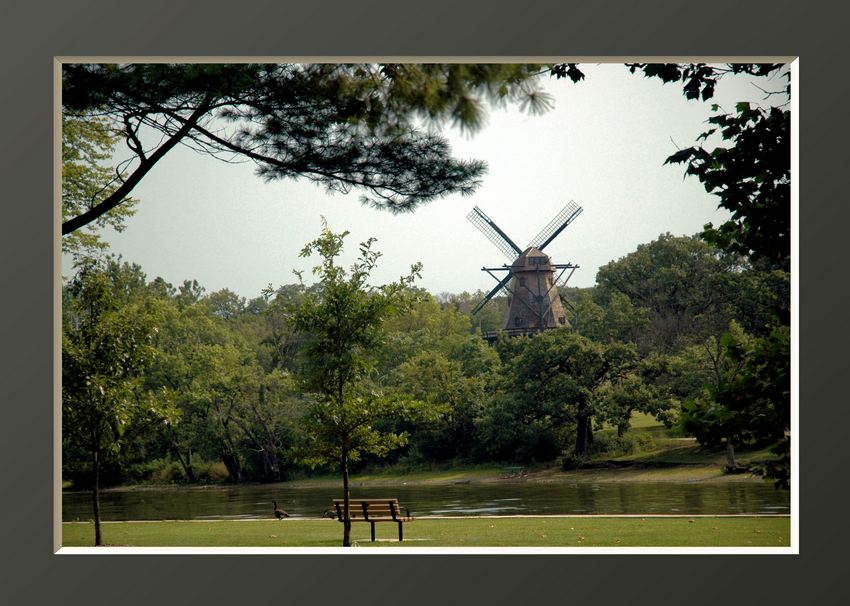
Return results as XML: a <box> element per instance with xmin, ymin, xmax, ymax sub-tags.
<box><xmin>625</xmin><ymin>62</ymin><xmax>790</xmax><ymax>272</ymax></box>
<box><xmin>594</xmin><ymin>233</ymin><xmax>745</xmax><ymax>353</ymax></box>
<box><xmin>498</xmin><ymin>329</ymin><xmax>637</xmax><ymax>457</ymax></box>
<box><xmin>623</xmin><ymin>62</ymin><xmax>791</xmax><ymax>486</ymax></box>
<box><xmin>61</xmin><ymin>63</ymin><xmax>552</xmax><ymax>235</ymax></box>
<box><xmin>62</xmin><ymin>114</ymin><xmax>138</xmax><ymax>255</ymax></box>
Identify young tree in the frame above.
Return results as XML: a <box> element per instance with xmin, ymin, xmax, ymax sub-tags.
<box><xmin>62</xmin><ymin>258</ymin><xmax>175</xmax><ymax>545</ymax></box>
<box><xmin>285</xmin><ymin>224</ymin><xmax>428</xmax><ymax>546</ymax></box>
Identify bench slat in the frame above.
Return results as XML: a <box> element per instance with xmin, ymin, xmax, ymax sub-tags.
<box><xmin>332</xmin><ymin>498</ymin><xmax>412</xmax><ymax>522</ymax></box>
<box><xmin>334</xmin><ymin>499</ymin><xmax>398</xmax><ymax>505</ymax></box>
<box><xmin>331</xmin><ymin>498</ymin><xmax>412</xmax><ymax>542</ymax></box>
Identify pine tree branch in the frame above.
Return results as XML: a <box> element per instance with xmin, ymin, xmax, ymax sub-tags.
<box><xmin>62</xmin><ymin>97</ymin><xmax>213</xmax><ymax>235</ymax></box>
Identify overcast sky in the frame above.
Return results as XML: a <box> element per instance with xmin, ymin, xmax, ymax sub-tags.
<box><xmin>66</xmin><ymin>63</ymin><xmax>789</xmax><ymax>300</ymax></box>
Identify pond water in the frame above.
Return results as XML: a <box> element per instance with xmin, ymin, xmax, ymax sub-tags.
<box><xmin>62</xmin><ymin>480</ymin><xmax>789</xmax><ymax>521</ymax></box>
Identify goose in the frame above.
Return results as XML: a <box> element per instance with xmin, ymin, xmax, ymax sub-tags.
<box><xmin>272</xmin><ymin>500</ymin><xmax>290</xmax><ymax>520</ymax></box>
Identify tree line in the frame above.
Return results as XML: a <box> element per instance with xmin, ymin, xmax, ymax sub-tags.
<box><xmin>63</xmin><ymin>229</ymin><xmax>788</xmax><ymax>486</ymax></box>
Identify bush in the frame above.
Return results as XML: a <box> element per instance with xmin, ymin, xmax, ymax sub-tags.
<box><xmin>588</xmin><ymin>430</ymin><xmax>656</xmax><ymax>458</ymax></box>
<box><xmin>126</xmin><ymin>457</ymin><xmax>229</xmax><ymax>484</ymax></box>
<box><xmin>561</xmin><ymin>453</ymin><xmax>590</xmax><ymax>470</ymax></box>
<box><xmin>192</xmin><ymin>460</ymin><xmax>230</xmax><ymax>483</ymax></box>
<box><xmin>620</xmin><ymin>431</ymin><xmax>656</xmax><ymax>454</ymax></box>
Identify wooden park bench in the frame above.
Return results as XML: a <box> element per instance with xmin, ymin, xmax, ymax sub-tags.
<box><xmin>332</xmin><ymin>498</ymin><xmax>413</xmax><ymax>542</ymax></box>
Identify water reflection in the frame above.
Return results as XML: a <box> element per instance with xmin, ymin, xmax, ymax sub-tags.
<box><xmin>63</xmin><ymin>481</ymin><xmax>789</xmax><ymax>522</ymax></box>
<box><xmin>682</xmin><ymin>486</ymin><xmax>704</xmax><ymax>513</ymax></box>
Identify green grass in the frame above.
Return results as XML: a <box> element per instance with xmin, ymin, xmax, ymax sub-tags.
<box><xmin>311</xmin><ymin>465</ymin><xmax>503</xmax><ymax>485</ymax></box>
<box><xmin>626</xmin><ymin>412</ymin><xmax>664</xmax><ymax>430</ymax></box>
<box><xmin>62</xmin><ymin>516</ymin><xmax>790</xmax><ymax>548</ymax></box>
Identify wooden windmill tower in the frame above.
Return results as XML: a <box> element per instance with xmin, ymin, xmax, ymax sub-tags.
<box><xmin>467</xmin><ymin>201</ymin><xmax>583</xmax><ymax>340</ymax></box>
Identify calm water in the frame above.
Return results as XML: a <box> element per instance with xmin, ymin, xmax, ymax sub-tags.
<box><xmin>63</xmin><ymin>481</ymin><xmax>789</xmax><ymax>521</ymax></box>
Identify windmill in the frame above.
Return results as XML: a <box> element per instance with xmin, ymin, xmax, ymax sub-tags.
<box><xmin>466</xmin><ymin>201</ymin><xmax>583</xmax><ymax>340</ymax></box>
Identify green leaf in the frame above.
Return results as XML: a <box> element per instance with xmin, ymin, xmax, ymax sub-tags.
<box><xmin>665</xmin><ymin>148</ymin><xmax>695</xmax><ymax>165</ymax></box>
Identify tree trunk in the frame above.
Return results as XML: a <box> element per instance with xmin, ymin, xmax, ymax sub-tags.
<box><xmin>266</xmin><ymin>452</ymin><xmax>281</xmax><ymax>482</ymax></box>
<box><xmin>725</xmin><ymin>437</ymin><xmax>738</xmax><ymax>471</ymax></box>
<box><xmin>575</xmin><ymin>414</ymin><xmax>589</xmax><ymax>455</ymax></box>
<box><xmin>342</xmin><ymin>450</ymin><xmax>351</xmax><ymax>547</ymax></box>
<box><xmin>222</xmin><ymin>451</ymin><xmax>243</xmax><ymax>483</ymax></box>
<box><xmin>173</xmin><ymin>444</ymin><xmax>196</xmax><ymax>483</ymax></box>
<box><xmin>254</xmin><ymin>384</ymin><xmax>282</xmax><ymax>482</ymax></box>
<box><xmin>92</xmin><ymin>444</ymin><xmax>102</xmax><ymax>546</ymax></box>
<box><xmin>220</xmin><ymin>419</ymin><xmax>243</xmax><ymax>482</ymax></box>
<box><xmin>617</xmin><ymin>407</ymin><xmax>633</xmax><ymax>438</ymax></box>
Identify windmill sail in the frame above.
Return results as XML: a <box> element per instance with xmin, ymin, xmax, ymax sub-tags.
<box><xmin>472</xmin><ymin>273</ymin><xmax>512</xmax><ymax>315</ymax></box>
<box><xmin>466</xmin><ymin>206</ymin><xmax>523</xmax><ymax>261</ymax></box>
<box><xmin>528</xmin><ymin>200</ymin><xmax>583</xmax><ymax>251</ymax></box>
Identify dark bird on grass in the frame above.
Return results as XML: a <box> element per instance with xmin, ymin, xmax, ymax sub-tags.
<box><xmin>272</xmin><ymin>500</ymin><xmax>290</xmax><ymax>519</ymax></box>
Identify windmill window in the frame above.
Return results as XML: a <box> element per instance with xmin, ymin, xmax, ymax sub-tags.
<box><xmin>529</xmin><ymin>257</ymin><xmax>547</xmax><ymax>265</ymax></box>
<box><xmin>519</xmin><ymin>278</ymin><xmax>526</xmax><ymax>287</ymax></box>
<box><xmin>514</xmin><ymin>316</ymin><xmax>524</xmax><ymax>327</ymax></box>
<box><xmin>559</xmin><ymin>316</ymin><xmax>566</xmax><ymax>324</ymax></box>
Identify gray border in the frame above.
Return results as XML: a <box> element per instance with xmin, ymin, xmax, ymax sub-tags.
<box><xmin>1</xmin><ymin>0</ymin><xmax>847</xmax><ymax>604</ymax></box>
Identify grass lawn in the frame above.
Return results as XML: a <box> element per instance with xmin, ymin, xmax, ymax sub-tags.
<box><xmin>62</xmin><ymin>516</ymin><xmax>790</xmax><ymax>548</ymax></box>
<box><xmin>289</xmin><ymin>465</ymin><xmax>505</xmax><ymax>487</ymax></box>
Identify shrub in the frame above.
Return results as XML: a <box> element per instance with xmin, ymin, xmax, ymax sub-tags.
<box><xmin>561</xmin><ymin>453</ymin><xmax>590</xmax><ymax>470</ymax></box>
<box><xmin>620</xmin><ymin>431</ymin><xmax>656</xmax><ymax>454</ymax></box>
<box><xmin>126</xmin><ymin>457</ymin><xmax>229</xmax><ymax>484</ymax></box>
<box><xmin>587</xmin><ymin>430</ymin><xmax>656</xmax><ymax>458</ymax></box>
<box><xmin>192</xmin><ymin>460</ymin><xmax>230</xmax><ymax>483</ymax></box>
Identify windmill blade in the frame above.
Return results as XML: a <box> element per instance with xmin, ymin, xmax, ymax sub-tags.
<box><xmin>467</xmin><ymin>206</ymin><xmax>523</xmax><ymax>261</ymax></box>
<box><xmin>472</xmin><ymin>273</ymin><xmax>512</xmax><ymax>315</ymax></box>
<box><xmin>528</xmin><ymin>200</ymin><xmax>583</xmax><ymax>251</ymax></box>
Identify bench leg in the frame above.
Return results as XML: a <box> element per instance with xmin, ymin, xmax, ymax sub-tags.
<box><xmin>371</xmin><ymin>522</ymin><xmax>375</xmax><ymax>542</ymax></box>
<box><xmin>398</xmin><ymin>522</ymin><xmax>403</xmax><ymax>542</ymax></box>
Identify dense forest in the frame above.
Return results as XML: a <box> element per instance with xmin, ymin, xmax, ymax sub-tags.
<box><xmin>62</xmin><ymin>230</ymin><xmax>789</xmax><ymax>490</ymax></box>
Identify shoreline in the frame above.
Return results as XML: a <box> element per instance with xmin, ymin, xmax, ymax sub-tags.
<box><xmin>63</xmin><ymin>461</ymin><xmax>774</xmax><ymax>495</ymax></box>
